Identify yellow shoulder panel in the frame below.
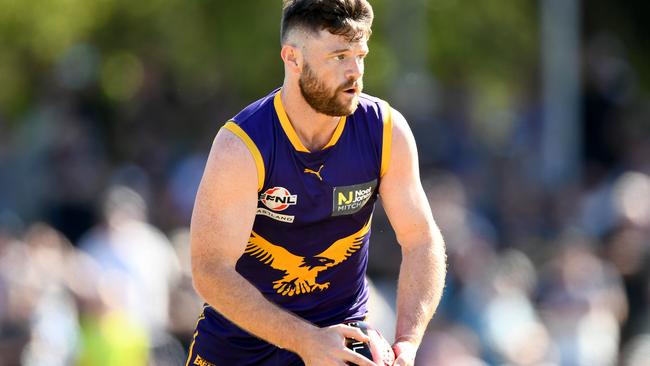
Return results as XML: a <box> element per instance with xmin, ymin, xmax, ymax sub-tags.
<box><xmin>380</xmin><ymin>101</ymin><xmax>393</xmax><ymax>178</ymax></box>
<box><xmin>223</xmin><ymin>121</ymin><xmax>265</xmax><ymax>191</ymax></box>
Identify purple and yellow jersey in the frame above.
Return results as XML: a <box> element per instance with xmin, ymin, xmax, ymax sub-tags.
<box><xmin>187</xmin><ymin>88</ymin><xmax>393</xmax><ymax>365</ymax></box>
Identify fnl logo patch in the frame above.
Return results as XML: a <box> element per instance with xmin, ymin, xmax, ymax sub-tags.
<box><xmin>260</xmin><ymin>187</ymin><xmax>298</xmax><ymax>211</ymax></box>
<box><xmin>332</xmin><ymin>180</ymin><xmax>377</xmax><ymax>216</ymax></box>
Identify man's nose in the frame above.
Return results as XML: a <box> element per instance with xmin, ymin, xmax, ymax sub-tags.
<box><xmin>346</xmin><ymin>58</ymin><xmax>364</xmax><ymax>80</ymax></box>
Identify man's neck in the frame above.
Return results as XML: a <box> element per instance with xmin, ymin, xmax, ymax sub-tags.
<box><xmin>280</xmin><ymin>84</ymin><xmax>341</xmax><ymax>152</ymax></box>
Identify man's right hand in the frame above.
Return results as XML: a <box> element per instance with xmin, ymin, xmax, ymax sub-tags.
<box><xmin>296</xmin><ymin>324</ymin><xmax>378</xmax><ymax>366</ymax></box>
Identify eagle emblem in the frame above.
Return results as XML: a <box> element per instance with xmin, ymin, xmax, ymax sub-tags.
<box><xmin>245</xmin><ymin>219</ymin><xmax>371</xmax><ymax>296</ymax></box>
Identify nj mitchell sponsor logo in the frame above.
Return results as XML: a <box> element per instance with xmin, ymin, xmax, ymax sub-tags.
<box><xmin>332</xmin><ymin>180</ymin><xmax>377</xmax><ymax>216</ymax></box>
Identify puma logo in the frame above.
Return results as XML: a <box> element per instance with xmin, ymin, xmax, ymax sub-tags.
<box><xmin>304</xmin><ymin>164</ymin><xmax>324</xmax><ymax>181</ymax></box>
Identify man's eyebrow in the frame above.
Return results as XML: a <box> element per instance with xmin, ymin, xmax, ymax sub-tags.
<box><xmin>329</xmin><ymin>48</ymin><xmax>352</xmax><ymax>54</ymax></box>
<box><xmin>328</xmin><ymin>47</ymin><xmax>369</xmax><ymax>55</ymax></box>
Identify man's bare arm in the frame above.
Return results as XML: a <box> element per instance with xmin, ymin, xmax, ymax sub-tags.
<box><xmin>378</xmin><ymin>108</ymin><xmax>447</xmax><ymax>365</ymax></box>
<box><xmin>190</xmin><ymin>127</ymin><xmax>375</xmax><ymax>366</ymax></box>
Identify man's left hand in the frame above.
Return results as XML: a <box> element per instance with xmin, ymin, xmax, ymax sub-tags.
<box><xmin>391</xmin><ymin>340</ymin><xmax>418</xmax><ymax>366</ymax></box>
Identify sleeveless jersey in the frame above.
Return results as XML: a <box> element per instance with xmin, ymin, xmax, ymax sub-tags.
<box><xmin>189</xmin><ymin>88</ymin><xmax>393</xmax><ymax>365</ymax></box>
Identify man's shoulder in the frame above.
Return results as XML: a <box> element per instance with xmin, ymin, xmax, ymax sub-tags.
<box><xmin>355</xmin><ymin>93</ymin><xmax>390</xmax><ymax>120</ymax></box>
<box><xmin>357</xmin><ymin>92</ymin><xmax>385</xmax><ymax>106</ymax></box>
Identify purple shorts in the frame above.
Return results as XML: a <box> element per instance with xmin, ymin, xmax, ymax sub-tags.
<box><xmin>185</xmin><ymin>309</ymin><xmax>304</xmax><ymax>366</ymax></box>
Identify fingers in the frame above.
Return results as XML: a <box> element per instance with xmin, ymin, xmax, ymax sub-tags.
<box><xmin>337</xmin><ymin>324</ymin><xmax>370</xmax><ymax>343</ymax></box>
<box><xmin>391</xmin><ymin>342</ymin><xmax>416</xmax><ymax>366</ymax></box>
<box><xmin>393</xmin><ymin>356</ymin><xmax>414</xmax><ymax>366</ymax></box>
<box><xmin>302</xmin><ymin>324</ymin><xmax>375</xmax><ymax>366</ymax></box>
<box><xmin>392</xmin><ymin>357</ymin><xmax>411</xmax><ymax>366</ymax></box>
<box><xmin>342</xmin><ymin>348</ymin><xmax>377</xmax><ymax>366</ymax></box>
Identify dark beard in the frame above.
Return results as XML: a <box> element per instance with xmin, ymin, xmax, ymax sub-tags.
<box><xmin>299</xmin><ymin>63</ymin><xmax>360</xmax><ymax>117</ymax></box>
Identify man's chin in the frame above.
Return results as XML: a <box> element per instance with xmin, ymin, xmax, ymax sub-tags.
<box><xmin>310</xmin><ymin>95</ymin><xmax>360</xmax><ymax>117</ymax></box>
<box><xmin>329</xmin><ymin>103</ymin><xmax>358</xmax><ymax>117</ymax></box>
<box><xmin>345</xmin><ymin>99</ymin><xmax>360</xmax><ymax>115</ymax></box>
<box><xmin>337</xmin><ymin>94</ymin><xmax>360</xmax><ymax>116</ymax></box>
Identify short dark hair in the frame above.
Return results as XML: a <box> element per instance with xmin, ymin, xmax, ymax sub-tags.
<box><xmin>281</xmin><ymin>0</ymin><xmax>374</xmax><ymax>44</ymax></box>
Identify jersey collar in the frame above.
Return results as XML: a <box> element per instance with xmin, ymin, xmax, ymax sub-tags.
<box><xmin>273</xmin><ymin>90</ymin><xmax>347</xmax><ymax>153</ymax></box>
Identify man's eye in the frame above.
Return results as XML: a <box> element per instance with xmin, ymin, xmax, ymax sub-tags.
<box><xmin>336</xmin><ymin>54</ymin><xmax>346</xmax><ymax>60</ymax></box>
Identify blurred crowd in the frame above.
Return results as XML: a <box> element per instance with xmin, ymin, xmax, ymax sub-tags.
<box><xmin>0</xmin><ymin>183</ymin><xmax>204</xmax><ymax>366</ymax></box>
<box><xmin>1</xmin><ymin>25</ymin><xmax>650</xmax><ymax>366</ymax></box>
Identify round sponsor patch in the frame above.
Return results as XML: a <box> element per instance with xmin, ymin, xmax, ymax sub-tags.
<box><xmin>260</xmin><ymin>187</ymin><xmax>297</xmax><ymax>211</ymax></box>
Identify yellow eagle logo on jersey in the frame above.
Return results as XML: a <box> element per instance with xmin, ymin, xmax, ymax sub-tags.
<box><xmin>245</xmin><ymin>219</ymin><xmax>371</xmax><ymax>296</ymax></box>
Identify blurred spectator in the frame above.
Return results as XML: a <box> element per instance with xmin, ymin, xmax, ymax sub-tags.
<box><xmin>481</xmin><ymin>249</ymin><xmax>552</xmax><ymax>365</ymax></box>
<box><xmin>165</xmin><ymin>153</ymin><xmax>207</xmax><ymax>227</ymax></box>
<box><xmin>77</xmin><ymin>184</ymin><xmax>183</xmax><ymax>364</ymax></box>
<box><xmin>75</xmin><ymin>269</ymin><xmax>150</xmax><ymax>366</ymax></box>
<box><xmin>621</xmin><ymin>334</ymin><xmax>650</xmax><ymax>366</ymax></box>
<box><xmin>537</xmin><ymin>237</ymin><xmax>627</xmax><ymax>366</ymax></box>
<box><xmin>167</xmin><ymin>228</ymin><xmax>205</xmax><ymax>348</ymax></box>
<box><xmin>0</xmin><ymin>222</ymin><xmax>31</xmax><ymax>366</ymax></box>
<box><xmin>582</xmin><ymin>33</ymin><xmax>637</xmax><ymax>187</ymax></box>
<box><xmin>417</xmin><ymin>324</ymin><xmax>488</xmax><ymax>366</ymax></box>
<box><xmin>606</xmin><ymin>228</ymin><xmax>650</xmax><ymax>343</ymax></box>
<box><xmin>20</xmin><ymin>223</ymin><xmax>80</xmax><ymax>366</ymax></box>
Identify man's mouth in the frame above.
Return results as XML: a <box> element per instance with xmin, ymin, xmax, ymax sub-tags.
<box><xmin>342</xmin><ymin>86</ymin><xmax>358</xmax><ymax>95</ymax></box>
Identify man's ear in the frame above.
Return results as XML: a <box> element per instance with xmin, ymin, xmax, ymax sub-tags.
<box><xmin>281</xmin><ymin>44</ymin><xmax>302</xmax><ymax>74</ymax></box>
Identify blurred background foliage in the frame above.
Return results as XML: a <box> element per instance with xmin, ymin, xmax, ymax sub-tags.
<box><xmin>0</xmin><ymin>0</ymin><xmax>646</xmax><ymax>112</ymax></box>
<box><xmin>1</xmin><ymin>0</ymin><xmax>646</xmax><ymax>155</ymax></box>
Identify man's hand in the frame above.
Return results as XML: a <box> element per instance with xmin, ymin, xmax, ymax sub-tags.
<box><xmin>391</xmin><ymin>339</ymin><xmax>417</xmax><ymax>366</ymax></box>
<box><xmin>296</xmin><ymin>324</ymin><xmax>378</xmax><ymax>366</ymax></box>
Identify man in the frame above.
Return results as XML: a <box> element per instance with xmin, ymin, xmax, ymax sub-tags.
<box><xmin>188</xmin><ymin>1</ymin><xmax>446</xmax><ymax>365</ymax></box>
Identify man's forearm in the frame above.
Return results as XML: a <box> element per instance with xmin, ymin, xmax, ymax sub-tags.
<box><xmin>193</xmin><ymin>264</ymin><xmax>316</xmax><ymax>353</ymax></box>
<box><xmin>394</xmin><ymin>237</ymin><xmax>446</xmax><ymax>345</ymax></box>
